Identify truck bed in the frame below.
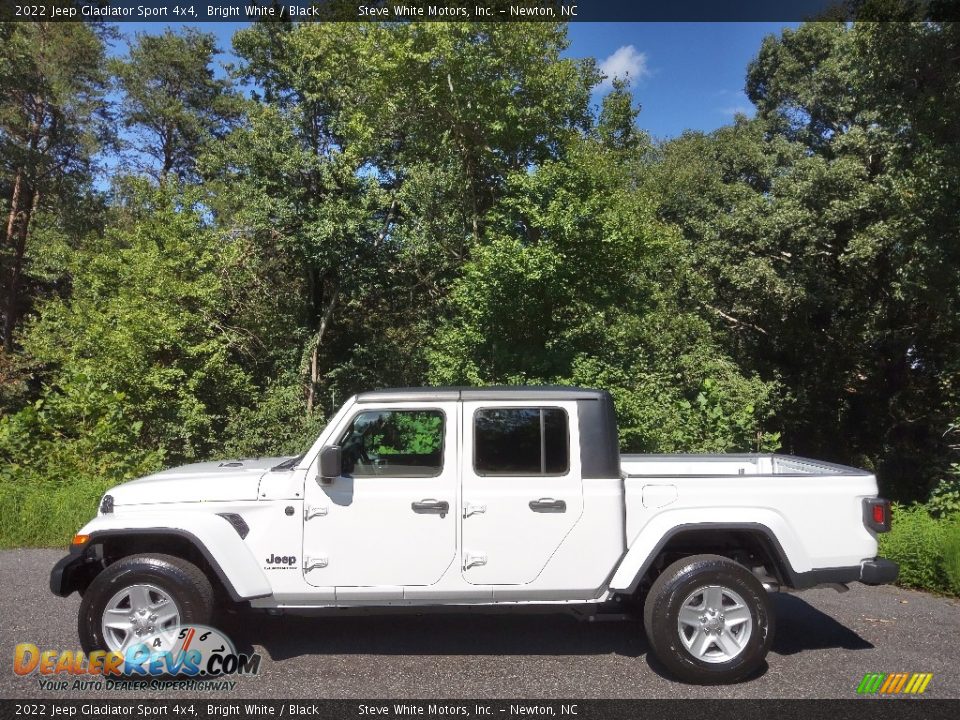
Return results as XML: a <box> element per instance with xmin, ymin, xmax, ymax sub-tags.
<box><xmin>616</xmin><ymin>453</ymin><xmax>878</xmax><ymax>577</ymax></box>
<box><xmin>620</xmin><ymin>453</ymin><xmax>871</xmax><ymax>478</ymax></box>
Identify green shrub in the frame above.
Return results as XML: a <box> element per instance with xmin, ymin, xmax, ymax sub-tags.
<box><xmin>220</xmin><ymin>371</ymin><xmax>327</xmax><ymax>459</ymax></box>
<box><xmin>879</xmin><ymin>504</ymin><xmax>947</xmax><ymax>592</ymax></box>
<box><xmin>927</xmin><ymin>470</ymin><xmax>960</xmax><ymax>518</ymax></box>
<box><xmin>943</xmin><ymin>520</ymin><xmax>960</xmax><ymax>596</ymax></box>
<box><xmin>0</xmin><ymin>373</ymin><xmax>163</xmax><ymax>548</ymax></box>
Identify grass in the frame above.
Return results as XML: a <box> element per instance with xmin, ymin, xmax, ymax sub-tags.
<box><xmin>0</xmin><ymin>480</ymin><xmax>110</xmax><ymax>549</ymax></box>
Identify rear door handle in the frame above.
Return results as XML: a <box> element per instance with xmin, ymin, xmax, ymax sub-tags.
<box><xmin>529</xmin><ymin>498</ymin><xmax>566</xmax><ymax>513</ymax></box>
<box><xmin>412</xmin><ymin>499</ymin><xmax>449</xmax><ymax>516</ymax></box>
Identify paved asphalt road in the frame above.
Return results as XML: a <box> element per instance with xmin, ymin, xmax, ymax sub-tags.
<box><xmin>1</xmin><ymin>549</ymin><xmax>958</xmax><ymax>699</ymax></box>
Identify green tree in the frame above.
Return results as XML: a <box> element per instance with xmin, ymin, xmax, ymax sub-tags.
<box><xmin>597</xmin><ymin>77</ymin><xmax>646</xmax><ymax>153</ymax></box>
<box><xmin>111</xmin><ymin>28</ymin><xmax>241</xmax><ymax>182</ymax></box>
<box><xmin>23</xmin><ymin>182</ymin><xmax>256</xmax><ymax>462</ymax></box>
<box><xmin>208</xmin><ymin>20</ymin><xmax>600</xmax><ymax>421</ymax></box>
<box><xmin>430</xmin><ymin>124</ymin><xmax>780</xmax><ymax>453</ymax></box>
<box><xmin>0</xmin><ymin>21</ymin><xmax>110</xmax><ymax>351</ymax></box>
<box><xmin>655</xmin><ymin>19</ymin><xmax>960</xmax><ymax>497</ymax></box>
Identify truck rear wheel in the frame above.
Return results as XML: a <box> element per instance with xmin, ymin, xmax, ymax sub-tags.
<box><xmin>78</xmin><ymin>553</ymin><xmax>214</xmax><ymax>654</ymax></box>
<box><xmin>642</xmin><ymin>554</ymin><xmax>774</xmax><ymax>684</ymax></box>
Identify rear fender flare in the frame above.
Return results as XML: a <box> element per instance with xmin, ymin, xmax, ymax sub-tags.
<box><xmin>608</xmin><ymin>510</ymin><xmax>809</xmax><ymax>594</ymax></box>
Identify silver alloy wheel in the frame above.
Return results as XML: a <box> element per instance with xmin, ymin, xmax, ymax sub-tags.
<box><xmin>101</xmin><ymin>583</ymin><xmax>181</xmax><ymax>653</ymax></box>
<box><xmin>676</xmin><ymin>585</ymin><xmax>753</xmax><ymax>664</ymax></box>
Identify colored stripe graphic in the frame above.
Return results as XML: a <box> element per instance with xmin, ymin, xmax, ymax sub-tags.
<box><xmin>857</xmin><ymin>673</ymin><xmax>886</xmax><ymax>693</ymax></box>
<box><xmin>858</xmin><ymin>672</ymin><xmax>933</xmax><ymax>695</ymax></box>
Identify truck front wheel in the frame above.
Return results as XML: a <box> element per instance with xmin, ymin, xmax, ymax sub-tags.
<box><xmin>78</xmin><ymin>554</ymin><xmax>214</xmax><ymax>654</ymax></box>
<box><xmin>642</xmin><ymin>554</ymin><xmax>774</xmax><ymax>684</ymax></box>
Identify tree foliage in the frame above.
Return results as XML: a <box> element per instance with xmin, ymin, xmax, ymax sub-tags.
<box><xmin>0</xmin><ymin>21</ymin><xmax>110</xmax><ymax>352</ymax></box>
<box><xmin>111</xmin><ymin>28</ymin><xmax>241</xmax><ymax>182</ymax></box>
<box><xmin>652</xmin><ymin>20</ymin><xmax>960</xmax><ymax>497</ymax></box>
<box><xmin>23</xmin><ymin>182</ymin><xmax>257</xmax><ymax>462</ymax></box>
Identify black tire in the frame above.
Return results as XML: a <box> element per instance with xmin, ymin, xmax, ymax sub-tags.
<box><xmin>78</xmin><ymin>554</ymin><xmax>214</xmax><ymax>654</ymax></box>
<box><xmin>642</xmin><ymin>553</ymin><xmax>774</xmax><ymax>684</ymax></box>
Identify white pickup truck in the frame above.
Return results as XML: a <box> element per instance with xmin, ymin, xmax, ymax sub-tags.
<box><xmin>51</xmin><ymin>387</ymin><xmax>897</xmax><ymax>684</ymax></box>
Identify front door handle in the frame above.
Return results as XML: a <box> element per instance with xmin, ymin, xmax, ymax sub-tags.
<box><xmin>463</xmin><ymin>552</ymin><xmax>487</xmax><ymax>570</ymax></box>
<box><xmin>411</xmin><ymin>499</ymin><xmax>449</xmax><ymax>516</ymax></box>
<box><xmin>304</xmin><ymin>556</ymin><xmax>328</xmax><ymax>572</ymax></box>
<box><xmin>529</xmin><ymin>498</ymin><xmax>566</xmax><ymax>513</ymax></box>
<box><xmin>463</xmin><ymin>503</ymin><xmax>487</xmax><ymax>518</ymax></box>
<box><xmin>304</xmin><ymin>504</ymin><xmax>328</xmax><ymax>521</ymax></box>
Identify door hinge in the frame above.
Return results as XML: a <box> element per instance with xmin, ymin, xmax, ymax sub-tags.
<box><xmin>304</xmin><ymin>504</ymin><xmax>328</xmax><ymax>521</ymax></box>
<box><xmin>463</xmin><ymin>503</ymin><xmax>487</xmax><ymax>518</ymax></box>
<box><xmin>304</xmin><ymin>556</ymin><xmax>328</xmax><ymax>572</ymax></box>
<box><xmin>463</xmin><ymin>552</ymin><xmax>487</xmax><ymax>570</ymax></box>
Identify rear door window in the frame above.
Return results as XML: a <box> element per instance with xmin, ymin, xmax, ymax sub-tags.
<box><xmin>474</xmin><ymin>408</ymin><xmax>569</xmax><ymax>475</ymax></box>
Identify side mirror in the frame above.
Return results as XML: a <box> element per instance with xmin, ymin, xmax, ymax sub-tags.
<box><xmin>318</xmin><ymin>445</ymin><xmax>342</xmax><ymax>484</ymax></box>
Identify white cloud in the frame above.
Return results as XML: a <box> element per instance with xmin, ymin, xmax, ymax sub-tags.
<box><xmin>719</xmin><ymin>105</ymin><xmax>753</xmax><ymax>117</ymax></box>
<box><xmin>715</xmin><ymin>90</ymin><xmax>755</xmax><ymax>118</ymax></box>
<box><xmin>598</xmin><ymin>45</ymin><xmax>649</xmax><ymax>90</ymax></box>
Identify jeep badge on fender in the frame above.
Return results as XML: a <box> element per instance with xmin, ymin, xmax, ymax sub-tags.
<box><xmin>266</xmin><ymin>554</ymin><xmax>297</xmax><ymax>567</ymax></box>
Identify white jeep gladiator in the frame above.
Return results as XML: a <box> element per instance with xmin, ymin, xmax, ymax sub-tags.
<box><xmin>51</xmin><ymin>387</ymin><xmax>897</xmax><ymax>684</ymax></box>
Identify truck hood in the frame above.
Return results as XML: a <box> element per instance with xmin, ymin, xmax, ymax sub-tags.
<box><xmin>108</xmin><ymin>457</ymin><xmax>292</xmax><ymax>506</ymax></box>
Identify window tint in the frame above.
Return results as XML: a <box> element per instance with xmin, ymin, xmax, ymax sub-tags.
<box><xmin>474</xmin><ymin>408</ymin><xmax>569</xmax><ymax>475</ymax></box>
<box><xmin>340</xmin><ymin>410</ymin><xmax>444</xmax><ymax>477</ymax></box>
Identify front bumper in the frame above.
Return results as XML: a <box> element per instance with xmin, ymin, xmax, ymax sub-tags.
<box><xmin>49</xmin><ymin>545</ymin><xmax>101</xmax><ymax>597</ymax></box>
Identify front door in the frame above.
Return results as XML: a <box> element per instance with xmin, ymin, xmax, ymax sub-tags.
<box><xmin>302</xmin><ymin>403</ymin><xmax>458</xmax><ymax>587</ymax></box>
<box><xmin>460</xmin><ymin>401</ymin><xmax>583</xmax><ymax>585</ymax></box>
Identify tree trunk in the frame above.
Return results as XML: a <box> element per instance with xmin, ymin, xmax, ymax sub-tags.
<box><xmin>4</xmin><ymin>168</ymin><xmax>23</xmax><ymax>249</ymax></box>
<box><xmin>3</xmin><ymin>185</ymin><xmax>38</xmax><ymax>351</ymax></box>
<box><xmin>3</xmin><ymin>101</ymin><xmax>45</xmax><ymax>350</ymax></box>
<box><xmin>305</xmin><ymin>283</ymin><xmax>338</xmax><ymax>416</ymax></box>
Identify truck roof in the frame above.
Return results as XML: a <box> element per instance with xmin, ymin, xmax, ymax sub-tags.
<box><xmin>355</xmin><ymin>386</ymin><xmax>610</xmax><ymax>403</ymax></box>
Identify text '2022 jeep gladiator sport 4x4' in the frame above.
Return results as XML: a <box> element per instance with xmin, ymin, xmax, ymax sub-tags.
<box><xmin>51</xmin><ymin>387</ymin><xmax>898</xmax><ymax>684</ymax></box>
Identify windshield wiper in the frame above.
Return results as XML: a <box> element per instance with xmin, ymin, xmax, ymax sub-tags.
<box><xmin>271</xmin><ymin>453</ymin><xmax>306</xmax><ymax>471</ymax></box>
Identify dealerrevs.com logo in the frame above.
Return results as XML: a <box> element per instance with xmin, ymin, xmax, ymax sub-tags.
<box><xmin>857</xmin><ymin>672</ymin><xmax>934</xmax><ymax>695</ymax></box>
<box><xmin>14</xmin><ymin>625</ymin><xmax>261</xmax><ymax>691</ymax></box>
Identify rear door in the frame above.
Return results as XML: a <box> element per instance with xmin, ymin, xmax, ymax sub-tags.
<box><xmin>302</xmin><ymin>403</ymin><xmax>457</xmax><ymax>587</ymax></box>
<box><xmin>460</xmin><ymin>401</ymin><xmax>583</xmax><ymax>585</ymax></box>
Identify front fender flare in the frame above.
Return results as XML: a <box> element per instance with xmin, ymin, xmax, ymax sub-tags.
<box><xmin>72</xmin><ymin>512</ymin><xmax>272</xmax><ymax>600</ymax></box>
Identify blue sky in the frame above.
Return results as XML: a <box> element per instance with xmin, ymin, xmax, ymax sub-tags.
<box><xmin>114</xmin><ymin>22</ymin><xmax>797</xmax><ymax>140</ymax></box>
<box><xmin>568</xmin><ymin>23</ymin><xmax>796</xmax><ymax>139</ymax></box>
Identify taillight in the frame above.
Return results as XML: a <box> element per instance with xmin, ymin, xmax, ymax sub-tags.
<box><xmin>863</xmin><ymin>498</ymin><xmax>891</xmax><ymax>533</ymax></box>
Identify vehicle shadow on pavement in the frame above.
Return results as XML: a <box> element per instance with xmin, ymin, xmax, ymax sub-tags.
<box><xmin>770</xmin><ymin>593</ymin><xmax>873</xmax><ymax>655</ymax></box>
<box><xmin>219</xmin><ymin>613</ymin><xmax>649</xmax><ymax>661</ymax></box>
<box><xmin>219</xmin><ymin>592</ymin><xmax>871</xmax><ymax>666</ymax></box>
